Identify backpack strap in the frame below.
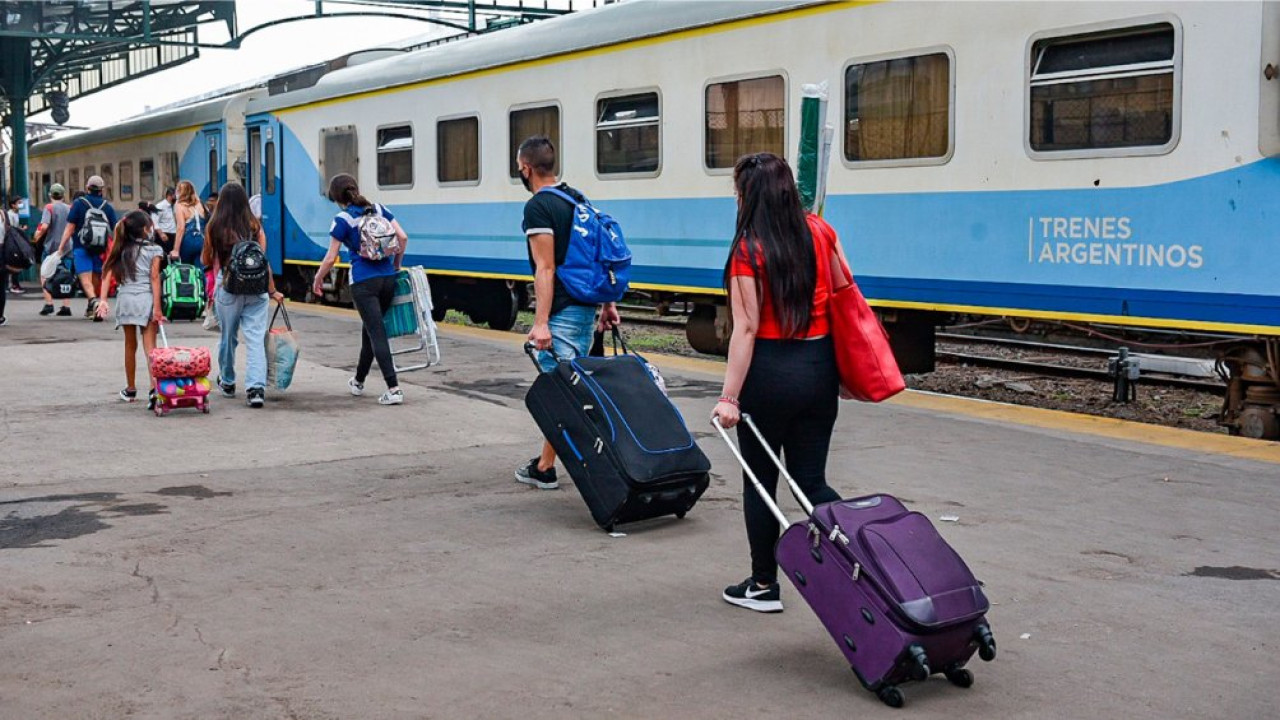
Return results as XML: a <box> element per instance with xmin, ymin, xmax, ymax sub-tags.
<box><xmin>538</xmin><ymin>186</ymin><xmax>583</xmax><ymax>207</ymax></box>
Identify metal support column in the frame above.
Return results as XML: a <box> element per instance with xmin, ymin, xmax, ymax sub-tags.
<box><xmin>1</xmin><ymin>36</ymin><xmax>32</xmax><ymax>199</ymax></box>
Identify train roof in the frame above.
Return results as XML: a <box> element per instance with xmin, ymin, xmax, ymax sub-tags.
<box><xmin>249</xmin><ymin>0</ymin><xmax>820</xmax><ymax>114</ymax></box>
<box><xmin>30</xmin><ymin>90</ymin><xmax>263</xmax><ymax>156</ymax></box>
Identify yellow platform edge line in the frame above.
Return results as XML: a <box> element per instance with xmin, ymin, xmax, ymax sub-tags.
<box><xmin>285</xmin><ymin>301</ymin><xmax>1280</xmax><ymax>465</ymax></box>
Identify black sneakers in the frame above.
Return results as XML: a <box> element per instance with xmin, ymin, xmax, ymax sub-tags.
<box><xmin>56</xmin><ymin>306</ymin><xmax>71</xmax><ymax>317</ymax></box>
<box><xmin>246</xmin><ymin>387</ymin><xmax>265</xmax><ymax>408</ymax></box>
<box><xmin>39</xmin><ymin>304</ymin><xmax>54</xmax><ymax>316</ymax></box>
<box><xmin>722</xmin><ymin>578</ymin><xmax>784</xmax><ymax>613</ymax></box>
<box><xmin>514</xmin><ymin>458</ymin><xmax>559</xmax><ymax>490</ymax></box>
<box><xmin>216</xmin><ymin>376</ymin><xmax>235</xmax><ymax>398</ymax></box>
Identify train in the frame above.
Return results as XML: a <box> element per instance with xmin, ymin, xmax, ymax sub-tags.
<box><xmin>27</xmin><ymin>0</ymin><xmax>1280</xmax><ymax>438</ymax></box>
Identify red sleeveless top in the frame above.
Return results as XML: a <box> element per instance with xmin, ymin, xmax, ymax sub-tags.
<box><xmin>728</xmin><ymin>214</ymin><xmax>834</xmax><ymax>340</ymax></box>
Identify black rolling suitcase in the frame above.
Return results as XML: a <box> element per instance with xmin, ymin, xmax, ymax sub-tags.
<box><xmin>524</xmin><ymin>330</ymin><xmax>710</xmax><ymax>532</ymax></box>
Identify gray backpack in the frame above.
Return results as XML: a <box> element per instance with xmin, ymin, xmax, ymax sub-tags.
<box><xmin>77</xmin><ymin>199</ymin><xmax>111</xmax><ymax>253</ymax></box>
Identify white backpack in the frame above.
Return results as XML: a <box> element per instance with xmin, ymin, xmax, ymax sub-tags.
<box><xmin>356</xmin><ymin>205</ymin><xmax>399</xmax><ymax>261</ymax></box>
<box><xmin>78</xmin><ymin>200</ymin><xmax>111</xmax><ymax>253</ymax></box>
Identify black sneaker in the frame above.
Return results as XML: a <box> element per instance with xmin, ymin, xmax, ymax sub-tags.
<box><xmin>246</xmin><ymin>387</ymin><xmax>265</xmax><ymax>408</ymax></box>
<box><xmin>0</xmin><ymin>317</ymin><xmax>6</xmax><ymax>327</ymax></box>
<box><xmin>56</xmin><ymin>306</ymin><xmax>71</xmax><ymax>317</ymax></box>
<box><xmin>722</xmin><ymin>578</ymin><xmax>783</xmax><ymax>613</ymax></box>
<box><xmin>147</xmin><ymin>389</ymin><xmax>158</xmax><ymax>411</ymax></box>
<box><xmin>39</xmin><ymin>304</ymin><xmax>54</xmax><ymax>316</ymax></box>
<box><xmin>216</xmin><ymin>376</ymin><xmax>236</xmax><ymax>398</ymax></box>
<box><xmin>119</xmin><ymin>388</ymin><xmax>138</xmax><ymax>403</ymax></box>
<box><xmin>88</xmin><ymin>298</ymin><xmax>103</xmax><ymax>321</ymax></box>
<box><xmin>514</xmin><ymin>458</ymin><xmax>559</xmax><ymax>490</ymax></box>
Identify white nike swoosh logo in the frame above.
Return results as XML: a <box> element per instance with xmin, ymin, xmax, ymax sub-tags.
<box><xmin>744</xmin><ymin>587</ymin><xmax>771</xmax><ymax>599</ymax></box>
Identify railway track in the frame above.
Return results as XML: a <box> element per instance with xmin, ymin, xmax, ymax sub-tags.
<box><xmin>935</xmin><ymin>333</ymin><xmax>1226</xmax><ymax>394</ymax></box>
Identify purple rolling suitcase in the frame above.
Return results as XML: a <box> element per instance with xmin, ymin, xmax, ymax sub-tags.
<box><xmin>715</xmin><ymin>415</ymin><xmax>996</xmax><ymax>709</ymax></box>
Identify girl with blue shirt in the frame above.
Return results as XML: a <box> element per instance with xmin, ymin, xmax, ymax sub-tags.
<box><xmin>312</xmin><ymin>174</ymin><xmax>408</xmax><ymax>406</ymax></box>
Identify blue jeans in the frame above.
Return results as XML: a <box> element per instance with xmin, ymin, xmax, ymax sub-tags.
<box><xmin>214</xmin><ymin>276</ymin><xmax>269</xmax><ymax>390</ymax></box>
<box><xmin>536</xmin><ymin>303</ymin><xmax>597</xmax><ymax>373</ymax></box>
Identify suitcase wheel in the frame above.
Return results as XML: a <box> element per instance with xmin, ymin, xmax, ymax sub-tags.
<box><xmin>944</xmin><ymin>667</ymin><xmax>974</xmax><ymax>688</ymax></box>
<box><xmin>876</xmin><ymin>685</ymin><xmax>904</xmax><ymax>709</ymax></box>
<box><xmin>675</xmin><ymin>510</ymin><xmax>686</xmax><ymax>519</ymax></box>
<box><xmin>975</xmin><ymin>625</ymin><xmax>997</xmax><ymax>662</ymax></box>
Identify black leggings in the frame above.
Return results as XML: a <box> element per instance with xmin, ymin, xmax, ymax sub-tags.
<box><xmin>351</xmin><ymin>274</ymin><xmax>398</xmax><ymax>389</ymax></box>
<box><xmin>738</xmin><ymin>336</ymin><xmax>841</xmax><ymax>585</ymax></box>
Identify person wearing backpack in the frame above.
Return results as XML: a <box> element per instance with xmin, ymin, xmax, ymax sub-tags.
<box><xmin>201</xmin><ymin>182</ymin><xmax>283</xmax><ymax>409</ymax></box>
<box><xmin>93</xmin><ymin>210</ymin><xmax>165</xmax><ymax>407</ymax></box>
<box><xmin>56</xmin><ymin>175</ymin><xmax>118</xmax><ymax>320</ymax></box>
<box><xmin>34</xmin><ymin>184</ymin><xmax>73</xmax><ymax>316</ymax></box>
<box><xmin>311</xmin><ymin>173</ymin><xmax>408</xmax><ymax>406</ymax></box>
<box><xmin>513</xmin><ymin>136</ymin><xmax>623</xmax><ymax>489</ymax></box>
<box><xmin>170</xmin><ymin>180</ymin><xmax>206</xmax><ymax>268</ymax></box>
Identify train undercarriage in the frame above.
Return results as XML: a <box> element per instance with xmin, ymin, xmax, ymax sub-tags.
<box><xmin>287</xmin><ymin>264</ymin><xmax>1280</xmax><ymax>440</ymax></box>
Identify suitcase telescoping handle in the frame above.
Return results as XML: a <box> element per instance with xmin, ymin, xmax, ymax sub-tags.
<box><xmin>712</xmin><ymin>414</ymin><xmax>819</xmax><ymax>523</ymax></box>
<box><xmin>712</xmin><ymin>415</ymin><xmax>793</xmax><ymax>527</ymax></box>
<box><xmin>157</xmin><ymin>323</ymin><xmax>170</xmax><ymax>349</ymax></box>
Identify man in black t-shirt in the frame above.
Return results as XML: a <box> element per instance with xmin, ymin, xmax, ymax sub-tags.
<box><xmin>515</xmin><ymin>136</ymin><xmax>620</xmax><ymax>490</ymax></box>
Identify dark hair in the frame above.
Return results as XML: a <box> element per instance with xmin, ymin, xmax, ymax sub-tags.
<box><xmin>722</xmin><ymin>152</ymin><xmax>816</xmax><ymax>338</ymax></box>
<box><xmin>517</xmin><ymin>136</ymin><xmax>556</xmax><ymax>175</ymax></box>
<box><xmin>72</xmin><ymin>190</ymin><xmax>86</xmax><ymax>202</ymax></box>
<box><xmin>103</xmin><ymin>210</ymin><xmax>154</xmax><ymax>285</ymax></box>
<box><xmin>326</xmin><ymin>173</ymin><xmax>371</xmax><ymax>208</ymax></box>
<box><xmin>203</xmin><ymin>182</ymin><xmax>260</xmax><ymax>269</ymax></box>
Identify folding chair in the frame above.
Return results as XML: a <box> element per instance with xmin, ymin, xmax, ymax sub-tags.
<box><xmin>383</xmin><ymin>266</ymin><xmax>442</xmax><ymax>372</ymax></box>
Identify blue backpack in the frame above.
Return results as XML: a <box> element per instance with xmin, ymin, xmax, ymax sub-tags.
<box><xmin>540</xmin><ymin>186</ymin><xmax>631</xmax><ymax>304</ymax></box>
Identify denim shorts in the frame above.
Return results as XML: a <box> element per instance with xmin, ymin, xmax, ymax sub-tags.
<box><xmin>537</xmin><ymin>303</ymin><xmax>596</xmax><ymax>373</ymax></box>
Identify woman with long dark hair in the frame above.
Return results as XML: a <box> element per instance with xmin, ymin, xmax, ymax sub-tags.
<box><xmin>202</xmin><ymin>182</ymin><xmax>283</xmax><ymax>408</ymax></box>
<box><xmin>712</xmin><ymin>152</ymin><xmax>847</xmax><ymax>613</ymax></box>
<box><xmin>94</xmin><ymin>210</ymin><xmax>164</xmax><ymax>405</ymax></box>
<box><xmin>312</xmin><ymin>173</ymin><xmax>408</xmax><ymax>406</ymax></box>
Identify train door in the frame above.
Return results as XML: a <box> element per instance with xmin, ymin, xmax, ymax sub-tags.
<box><xmin>246</xmin><ymin>116</ymin><xmax>284</xmax><ymax>273</ymax></box>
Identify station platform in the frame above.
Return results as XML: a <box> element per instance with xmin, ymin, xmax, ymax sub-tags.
<box><xmin>1</xmin><ymin>294</ymin><xmax>1277</xmax><ymax>719</ymax></box>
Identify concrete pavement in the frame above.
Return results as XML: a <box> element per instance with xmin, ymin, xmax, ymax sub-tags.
<box><xmin>1</xmin><ymin>293</ymin><xmax>1277</xmax><ymax>719</ymax></box>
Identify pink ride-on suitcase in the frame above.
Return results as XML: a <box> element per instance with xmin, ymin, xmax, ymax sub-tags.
<box><xmin>150</xmin><ymin>326</ymin><xmax>212</xmax><ymax>417</ymax></box>
<box><xmin>714</xmin><ymin>415</ymin><xmax>996</xmax><ymax>709</ymax></box>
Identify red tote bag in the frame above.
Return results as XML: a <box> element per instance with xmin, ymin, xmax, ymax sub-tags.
<box><xmin>812</xmin><ymin>217</ymin><xmax>905</xmax><ymax>402</ymax></box>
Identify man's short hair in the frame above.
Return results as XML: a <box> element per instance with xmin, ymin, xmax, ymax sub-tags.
<box><xmin>517</xmin><ymin>136</ymin><xmax>556</xmax><ymax>175</ymax></box>
<box><xmin>164</xmin><ymin>187</ymin><xmax>175</xmax><ymax>197</ymax></box>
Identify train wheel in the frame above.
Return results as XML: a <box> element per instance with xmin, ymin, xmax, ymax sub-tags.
<box><xmin>484</xmin><ymin>280</ymin><xmax>520</xmax><ymax>331</ymax></box>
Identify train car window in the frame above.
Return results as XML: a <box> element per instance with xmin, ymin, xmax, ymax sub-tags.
<box><xmin>248</xmin><ymin>128</ymin><xmax>262</xmax><ymax>195</ymax></box>
<box><xmin>1029</xmin><ymin>23</ymin><xmax>1176</xmax><ymax>153</ymax></box>
<box><xmin>596</xmin><ymin>92</ymin><xmax>660</xmax><ymax>176</ymax></box>
<box><xmin>844</xmin><ymin>53</ymin><xmax>951</xmax><ymax>162</ymax></box>
<box><xmin>160</xmin><ymin>152</ymin><xmax>179</xmax><ymax>192</ymax></box>
<box><xmin>139</xmin><ymin>159</ymin><xmax>155</xmax><ymax>201</ymax></box>
<box><xmin>208</xmin><ymin>148</ymin><xmax>219</xmax><ymax>195</ymax></box>
<box><xmin>377</xmin><ymin>124</ymin><xmax>414</xmax><ymax>189</ymax></box>
<box><xmin>54</xmin><ymin>169</ymin><xmax>65</xmax><ymax>189</ymax></box>
<box><xmin>69</xmin><ymin>168</ymin><xmax>80</xmax><ymax>192</ymax></box>
<box><xmin>83</xmin><ymin>166</ymin><xmax>94</xmax><ymax>189</ymax></box>
<box><xmin>319</xmin><ymin>125</ymin><xmax>358</xmax><ymax>195</ymax></box>
<box><xmin>438</xmin><ymin>116</ymin><xmax>480</xmax><ymax>184</ymax></box>
<box><xmin>509</xmin><ymin>105</ymin><xmax>560</xmax><ymax>178</ymax></box>
<box><xmin>39</xmin><ymin>172</ymin><xmax>50</xmax><ymax>202</ymax></box>
<box><xmin>119</xmin><ymin>162</ymin><xmax>134</xmax><ymax>201</ymax></box>
<box><xmin>265</xmin><ymin>142</ymin><xmax>276</xmax><ymax>195</ymax></box>
<box><xmin>100</xmin><ymin>163</ymin><xmax>114</xmax><ymax>201</ymax></box>
<box><xmin>705</xmin><ymin>75</ymin><xmax>785</xmax><ymax>169</ymax></box>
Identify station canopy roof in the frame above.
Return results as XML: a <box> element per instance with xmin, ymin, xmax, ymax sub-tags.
<box><xmin>0</xmin><ymin>1</ymin><xmax>234</xmax><ymax>116</ymax></box>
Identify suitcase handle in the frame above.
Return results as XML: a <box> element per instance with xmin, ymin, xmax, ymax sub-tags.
<box><xmin>524</xmin><ymin>341</ymin><xmax>561</xmax><ymax>373</ymax></box>
<box><xmin>712</xmin><ymin>415</ymin><xmax>792</xmax><ymax>527</ymax></box>
<box><xmin>157</xmin><ymin>323</ymin><xmax>170</xmax><ymax>349</ymax></box>
<box><xmin>739</xmin><ymin>414</ymin><xmax>817</xmax><ymax>517</ymax></box>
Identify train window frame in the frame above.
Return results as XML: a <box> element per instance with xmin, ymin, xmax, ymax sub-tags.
<box><xmin>840</xmin><ymin>46</ymin><xmax>956</xmax><ymax>169</ymax></box>
<box><xmin>376</xmin><ymin>122</ymin><xmax>415</xmax><ymax>190</ymax></box>
<box><xmin>319</xmin><ymin>125</ymin><xmax>359</xmax><ymax>195</ymax></box>
<box><xmin>264</xmin><ymin>141</ymin><xmax>276</xmax><ymax>195</ymax></box>
<box><xmin>594</xmin><ymin>88</ymin><xmax>662</xmax><ymax>180</ymax></box>
<box><xmin>159</xmin><ymin>152</ymin><xmax>179</xmax><ymax>193</ymax></box>
<box><xmin>437</xmin><ymin>113</ymin><xmax>482</xmax><ymax>187</ymax></box>
<box><xmin>69</xmin><ymin>167</ymin><xmax>80</xmax><ymax>192</ymax></box>
<box><xmin>508</xmin><ymin>101</ymin><xmax>562</xmax><ymax>181</ymax></box>
<box><xmin>702</xmin><ymin>71</ymin><xmax>789</xmax><ymax>175</ymax></box>
<box><xmin>100</xmin><ymin>163</ymin><xmax>114</xmax><ymax>201</ymax></box>
<box><xmin>208</xmin><ymin>147</ymin><xmax>219</xmax><ymax>196</ymax></box>
<box><xmin>119</xmin><ymin>161</ymin><xmax>134</xmax><ymax>201</ymax></box>
<box><xmin>83</xmin><ymin>166</ymin><xmax>95</xmax><ymax>189</ymax></box>
<box><xmin>54</xmin><ymin>169</ymin><xmax>65</xmax><ymax>189</ymax></box>
<box><xmin>1025</xmin><ymin>15</ymin><xmax>1182</xmax><ymax>160</ymax></box>
<box><xmin>139</xmin><ymin>158</ymin><xmax>155</xmax><ymax>202</ymax></box>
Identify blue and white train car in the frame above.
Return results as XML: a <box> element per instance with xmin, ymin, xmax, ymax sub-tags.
<box><xmin>27</xmin><ymin>0</ymin><xmax>1280</xmax><ymax>436</ymax></box>
<box><xmin>28</xmin><ymin>90</ymin><xmax>261</xmax><ymax>217</ymax></box>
